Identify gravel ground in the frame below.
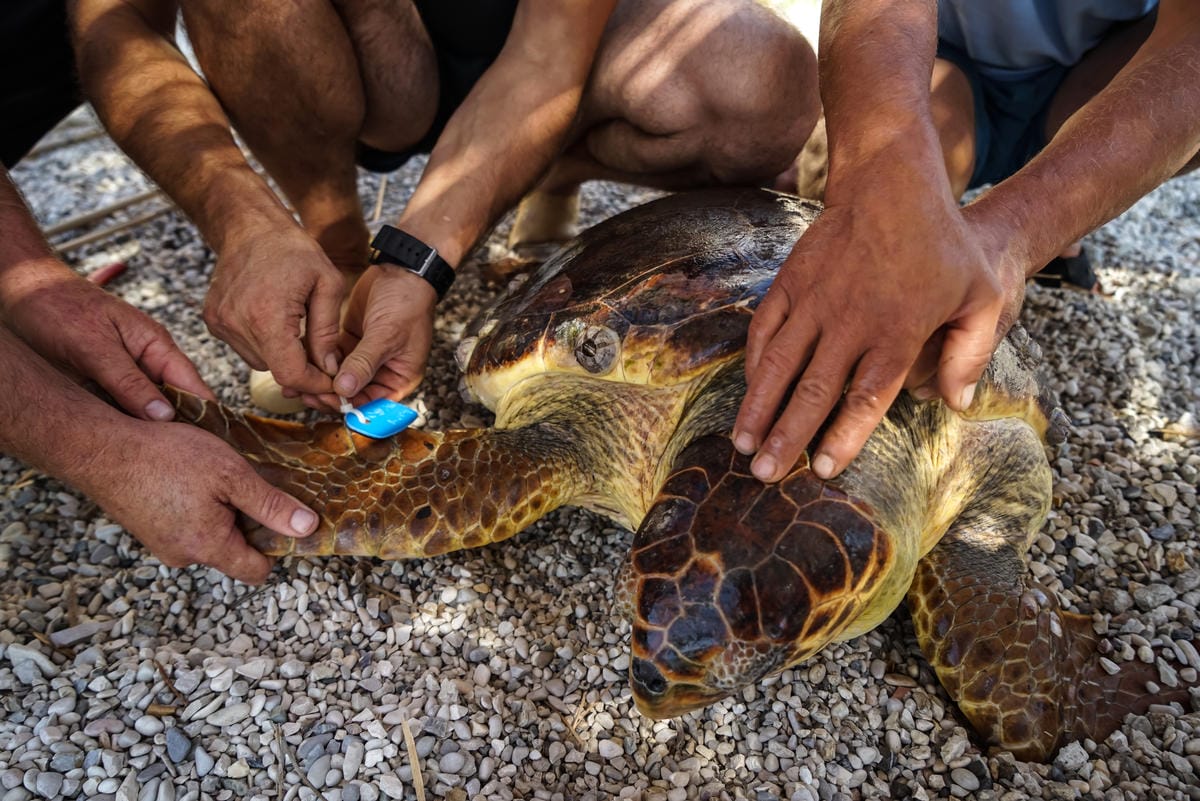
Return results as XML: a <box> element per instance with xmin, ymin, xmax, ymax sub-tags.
<box><xmin>1</xmin><ymin>105</ymin><xmax>1198</xmax><ymax>801</ymax></box>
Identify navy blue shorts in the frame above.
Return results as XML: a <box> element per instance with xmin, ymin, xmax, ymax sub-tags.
<box><xmin>935</xmin><ymin>39</ymin><xmax>1068</xmax><ymax>189</ymax></box>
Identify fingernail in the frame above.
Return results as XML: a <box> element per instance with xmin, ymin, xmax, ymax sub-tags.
<box><xmin>911</xmin><ymin>385</ymin><xmax>936</xmax><ymax>401</ymax></box>
<box><xmin>958</xmin><ymin>383</ymin><xmax>976</xmax><ymax>410</ymax></box>
<box><xmin>290</xmin><ymin>508</ymin><xmax>318</xmax><ymax>536</ymax></box>
<box><xmin>751</xmin><ymin>453</ymin><xmax>777</xmax><ymax>482</ymax></box>
<box><xmin>145</xmin><ymin>400</ymin><xmax>174</xmax><ymax>421</ymax></box>
<box><xmin>323</xmin><ymin>353</ymin><xmax>339</xmax><ymax>375</ymax></box>
<box><xmin>335</xmin><ymin>374</ymin><xmax>357</xmax><ymax>396</ymax></box>
<box><xmin>812</xmin><ymin>453</ymin><xmax>836</xmax><ymax>479</ymax></box>
<box><xmin>733</xmin><ymin>431</ymin><xmax>756</xmax><ymax>454</ymax></box>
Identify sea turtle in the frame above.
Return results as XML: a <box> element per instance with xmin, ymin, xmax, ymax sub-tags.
<box><xmin>169</xmin><ymin>188</ymin><xmax>1191</xmax><ymax>760</ymax></box>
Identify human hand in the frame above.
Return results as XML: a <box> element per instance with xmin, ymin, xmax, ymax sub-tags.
<box><xmin>1</xmin><ymin>260</ymin><xmax>215</xmax><ymax>419</ymax></box>
<box><xmin>88</xmin><ymin>417</ymin><xmax>319</xmax><ymax>583</ymax></box>
<box><xmin>733</xmin><ymin>177</ymin><xmax>1024</xmax><ymax>483</ymax></box>
<box><xmin>204</xmin><ymin>225</ymin><xmax>344</xmax><ymax>396</ymax></box>
<box><xmin>309</xmin><ymin>264</ymin><xmax>436</xmax><ymax>409</ymax></box>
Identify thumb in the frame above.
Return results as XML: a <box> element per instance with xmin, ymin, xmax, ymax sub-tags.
<box><xmin>229</xmin><ymin>471</ymin><xmax>320</xmax><ymax>540</ymax></box>
<box><xmin>333</xmin><ymin>318</ymin><xmax>405</xmax><ymax>398</ymax></box>
<box><xmin>936</xmin><ymin>312</ymin><xmax>997</xmax><ymax>411</ymax></box>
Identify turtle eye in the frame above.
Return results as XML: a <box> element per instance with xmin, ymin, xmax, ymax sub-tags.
<box><xmin>575</xmin><ymin>325</ymin><xmax>619</xmax><ymax>374</ymax></box>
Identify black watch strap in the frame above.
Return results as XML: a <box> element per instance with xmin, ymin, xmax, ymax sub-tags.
<box><xmin>368</xmin><ymin>225</ymin><xmax>455</xmax><ymax>301</ymax></box>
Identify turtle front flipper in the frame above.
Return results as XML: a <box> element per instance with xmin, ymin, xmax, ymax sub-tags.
<box><xmin>620</xmin><ymin>434</ymin><xmax>898</xmax><ymax>718</ymax></box>
<box><xmin>908</xmin><ymin>524</ymin><xmax>1194</xmax><ymax>762</ymax></box>
<box><xmin>165</xmin><ymin>387</ymin><xmax>587</xmax><ymax>558</ymax></box>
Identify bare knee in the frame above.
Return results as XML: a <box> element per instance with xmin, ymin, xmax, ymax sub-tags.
<box><xmin>182</xmin><ymin>0</ymin><xmax>367</xmax><ymax>145</ymax></box>
<box><xmin>712</xmin><ymin>14</ymin><xmax>819</xmax><ymax>183</ymax></box>
<box><xmin>591</xmin><ymin>0</ymin><xmax>820</xmax><ymax>185</ymax></box>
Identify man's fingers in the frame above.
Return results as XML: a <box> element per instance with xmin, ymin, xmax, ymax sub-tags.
<box><xmin>305</xmin><ymin>277</ymin><xmax>346</xmax><ymax>378</ymax></box>
<box><xmin>137</xmin><ymin>336</ymin><xmax>218</xmax><ymax>401</ymax></box>
<box><xmin>809</xmin><ymin>352</ymin><xmax>909</xmax><ymax>479</ymax></box>
<box><xmin>334</xmin><ymin>321</ymin><xmax>411</xmax><ymax>399</ymax></box>
<box><xmin>203</xmin><ymin>528</ymin><xmax>274</xmax><ymax>584</ymax></box>
<box><xmin>228</xmin><ymin>470</ymin><xmax>320</xmax><ymax>541</ymax></box>
<box><xmin>744</xmin><ymin>290</ymin><xmax>789</xmax><ymax>379</ymax></box>
<box><xmin>91</xmin><ymin>352</ymin><xmax>180</xmax><ymax>422</ymax></box>
<box><xmin>362</xmin><ymin>363</ymin><xmax>421</xmax><ymax>403</ymax></box>
<box><xmin>748</xmin><ymin>344</ymin><xmax>851</xmax><ymax>483</ymax></box>
<box><xmin>263</xmin><ymin>336</ymin><xmax>336</xmax><ymax>396</ymax></box>
<box><xmin>734</xmin><ymin>317</ymin><xmax>818</xmax><ymax>456</ymax></box>
<box><xmin>903</xmin><ymin>329</ymin><xmax>944</xmax><ymax>395</ymax></box>
<box><xmin>936</xmin><ymin>313</ymin><xmax>998</xmax><ymax>411</ymax></box>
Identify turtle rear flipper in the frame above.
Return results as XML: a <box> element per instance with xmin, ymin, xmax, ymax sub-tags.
<box><xmin>909</xmin><ymin>527</ymin><xmax>1193</xmax><ymax>762</ymax></box>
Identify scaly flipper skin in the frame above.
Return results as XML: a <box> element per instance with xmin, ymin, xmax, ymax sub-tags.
<box><xmin>909</xmin><ymin>535</ymin><xmax>1193</xmax><ymax>761</ymax></box>
<box><xmin>165</xmin><ymin>387</ymin><xmax>586</xmax><ymax>558</ymax></box>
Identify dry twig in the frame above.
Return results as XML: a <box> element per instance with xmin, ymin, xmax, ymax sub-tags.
<box><xmin>372</xmin><ymin>174</ymin><xmax>389</xmax><ymax>223</ymax></box>
<box><xmin>400</xmin><ymin>715</ymin><xmax>427</xmax><ymax>801</ymax></box>
<box><xmin>232</xmin><ymin>585</ymin><xmax>270</xmax><ymax>611</ymax></box>
<box><xmin>153</xmin><ymin>658</ymin><xmax>188</xmax><ymax>705</ymax></box>
<box><xmin>274</xmin><ymin>723</ymin><xmax>323</xmax><ymax>796</ymax></box>
<box><xmin>31</xmin><ymin>631</ymin><xmax>74</xmax><ymax>660</ymax></box>
<box><xmin>367</xmin><ymin>581</ymin><xmax>406</xmax><ymax>604</ymax></box>
<box><xmin>43</xmin><ymin>189</ymin><xmax>163</xmax><ymax>237</ymax></box>
<box><xmin>55</xmin><ymin>205</ymin><xmax>174</xmax><ymax>254</ymax></box>
<box><xmin>27</xmin><ymin>126</ymin><xmax>105</xmax><ymax>157</ymax></box>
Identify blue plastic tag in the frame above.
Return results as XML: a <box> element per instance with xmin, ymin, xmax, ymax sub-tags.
<box><xmin>344</xmin><ymin>398</ymin><xmax>418</xmax><ymax>438</ymax></box>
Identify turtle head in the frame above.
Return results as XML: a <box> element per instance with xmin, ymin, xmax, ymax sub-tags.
<box><xmin>620</xmin><ymin>555</ymin><xmax>857</xmax><ymax>719</ymax></box>
<box><xmin>619</xmin><ymin>436</ymin><xmax>896</xmax><ymax>719</ymax></box>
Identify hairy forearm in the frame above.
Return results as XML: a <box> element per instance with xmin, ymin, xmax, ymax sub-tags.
<box><xmin>397</xmin><ymin>0</ymin><xmax>614</xmax><ymax>266</ymax></box>
<box><xmin>0</xmin><ymin>325</ymin><xmax>135</xmax><ymax>494</ymax></box>
<box><xmin>0</xmin><ymin>170</ymin><xmax>53</xmax><ymax>267</ymax></box>
<box><xmin>971</xmin><ymin>4</ymin><xmax>1200</xmax><ymax>275</ymax></box>
<box><xmin>0</xmin><ymin>170</ymin><xmax>76</xmax><ymax>317</ymax></box>
<box><xmin>71</xmin><ymin>0</ymin><xmax>293</xmax><ymax>251</ymax></box>
<box><xmin>820</xmin><ymin>0</ymin><xmax>941</xmax><ymax>181</ymax></box>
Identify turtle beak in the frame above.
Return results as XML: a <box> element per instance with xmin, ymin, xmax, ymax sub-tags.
<box><xmin>630</xmin><ymin>658</ymin><xmax>729</xmax><ymax>718</ymax></box>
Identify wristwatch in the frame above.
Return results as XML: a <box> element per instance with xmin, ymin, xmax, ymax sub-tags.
<box><xmin>368</xmin><ymin>225</ymin><xmax>455</xmax><ymax>301</ymax></box>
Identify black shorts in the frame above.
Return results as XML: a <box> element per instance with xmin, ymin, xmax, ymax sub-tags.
<box><xmin>1</xmin><ymin>0</ymin><xmax>82</xmax><ymax>168</ymax></box>
<box><xmin>936</xmin><ymin>39</ymin><xmax>1068</xmax><ymax>190</ymax></box>
<box><xmin>355</xmin><ymin>0</ymin><xmax>519</xmax><ymax>173</ymax></box>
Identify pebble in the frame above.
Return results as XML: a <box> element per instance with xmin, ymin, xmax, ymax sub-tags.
<box><xmin>1055</xmin><ymin>742</ymin><xmax>1090</xmax><ymax>773</ymax></box>
<box><xmin>133</xmin><ymin>716</ymin><xmax>164</xmax><ymax>737</ymax></box>
<box><xmin>5</xmin><ymin>644</ymin><xmax>58</xmax><ymax>678</ymax></box>
<box><xmin>278</xmin><ymin>659</ymin><xmax>306</xmax><ymax>679</ymax></box>
<box><xmin>48</xmin><ymin>621</ymin><xmax>109</xmax><ymax>648</ymax></box>
<box><xmin>439</xmin><ymin>751</ymin><xmax>467</xmax><ymax>774</ymax></box>
<box><xmin>950</xmin><ymin>767</ymin><xmax>980</xmax><ymax>792</ymax></box>
<box><xmin>378</xmin><ymin>775</ymin><xmax>405</xmax><ymax>800</ymax></box>
<box><xmin>206</xmin><ymin>703</ymin><xmax>251</xmax><ymax>727</ymax></box>
<box><xmin>343</xmin><ymin>740</ymin><xmax>364</xmax><ymax>781</ymax></box>
<box><xmin>165</xmin><ymin>728</ymin><xmax>193</xmax><ymax>763</ymax></box>
<box><xmin>33</xmin><ymin>773</ymin><xmax>62</xmax><ymax>800</ymax></box>
<box><xmin>598</xmin><ymin>740</ymin><xmax>623</xmax><ymax>759</ymax></box>
<box><xmin>193</xmin><ymin>748</ymin><xmax>214</xmax><ymax>778</ymax></box>
<box><xmin>1134</xmin><ymin>583</ymin><xmax>1177</xmax><ymax>611</ymax></box>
